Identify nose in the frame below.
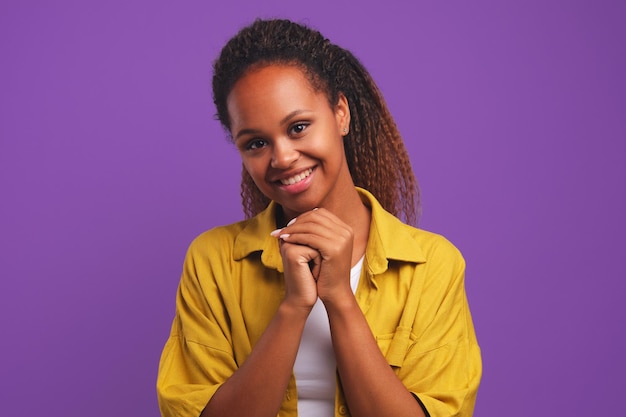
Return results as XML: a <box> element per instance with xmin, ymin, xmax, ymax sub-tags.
<box><xmin>271</xmin><ymin>138</ymin><xmax>299</xmax><ymax>169</ymax></box>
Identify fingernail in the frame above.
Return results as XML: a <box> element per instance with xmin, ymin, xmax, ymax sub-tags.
<box><xmin>270</xmin><ymin>229</ymin><xmax>282</xmax><ymax>237</ymax></box>
<box><xmin>287</xmin><ymin>218</ymin><xmax>296</xmax><ymax>226</ymax></box>
<box><xmin>279</xmin><ymin>234</ymin><xmax>290</xmax><ymax>240</ymax></box>
<box><xmin>313</xmin><ymin>207</ymin><xmax>319</xmax><ymax>211</ymax></box>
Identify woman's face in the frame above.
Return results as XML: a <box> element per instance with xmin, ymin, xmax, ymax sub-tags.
<box><xmin>227</xmin><ymin>64</ymin><xmax>352</xmax><ymax>219</ymax></box>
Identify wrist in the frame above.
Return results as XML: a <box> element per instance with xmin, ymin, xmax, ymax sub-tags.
<box><xmin>278</xmin><ymin>298</ymin><xmax>314</xmax><ymax>320</ymax></box>
<box><xmin>320</xmin><ymin>288</ymin><xmax>358</xmax><ymax>313</ymax></box>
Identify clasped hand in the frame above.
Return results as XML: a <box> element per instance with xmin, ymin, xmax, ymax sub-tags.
<box><xmin>271</xmin><ymin>208</ymin><xmax>354</xmax><ymax>311</ymax></box>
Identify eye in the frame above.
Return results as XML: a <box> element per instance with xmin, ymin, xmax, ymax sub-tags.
<box><xmin>289</xmin><ymin>122</ymin><xmax>309</xmax><ymax>136</ymax></box>
<box><xmin>246</xmin><ymin>138</ymin><xmax>268</xmax><ymax>151</ymax></box>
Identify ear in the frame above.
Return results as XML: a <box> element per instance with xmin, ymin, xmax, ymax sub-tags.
<box><xmin>334</xmin><ymin>93</ymin><xmax>351</xmax><ymax>136</ymax></box>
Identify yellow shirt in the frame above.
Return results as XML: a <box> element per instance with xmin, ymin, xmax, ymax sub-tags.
<box><xmin>157</xmin><ymin>188</ymin><xmax>481</xmax><ymax>416</ymax></box>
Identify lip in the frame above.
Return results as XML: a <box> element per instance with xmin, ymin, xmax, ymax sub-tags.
<box><xmin>271</xmin><ymin>166</ymin><xmax>315</xmax><ymax>183</ymax></box>
<box><xmin>274</xmin><ymin>166</ymin><xmax>316</xmax><ymax>194</ymax></box>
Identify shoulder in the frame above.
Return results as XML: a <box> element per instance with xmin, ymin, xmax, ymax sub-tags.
<box><xmin>188</xmin><ymin>218</ymin><xmax>254</xmax><ymax>251</ymax></box>
<box><xmin>410</xmin><ymin>227</ymin><xmax>465</xmax><ymax>267</ymax></box>
<box><xmin>406</xmin><ymin>228</ymin><xmax>468</xmax><ymax>299</ymax></box>
<box><xmin>187</xmin><ymin>201</ymin><xmax>278</xmax><ymax>257</ymax></box>
<box><xmin>190</xmin><ymin>220</ymin><xmax>247</xmax><ymax>247</ymax></box>
<box><xmin>184</xmin><ymin>219</ymin><xmax>251</xmax><ymax>261</ymax></box>
<box><xmin>388</xmin><ymin>219</ymin><xmax>466</xmax><ymax>279</ymax></box>
<box><xmin>175</xmin><ymin>220</ymin><xmax>257</xmax><ymax>289</ymax></box>
<box><xmin>362</xmin><ymin>186</ymin><xmax>464</xmax><ymax>271</ymax></box>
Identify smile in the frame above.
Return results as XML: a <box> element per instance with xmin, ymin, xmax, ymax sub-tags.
<box><xmin>279</xmin><ymin>168</ymin><xmax>313</xmax><ymax>185</ymax></box>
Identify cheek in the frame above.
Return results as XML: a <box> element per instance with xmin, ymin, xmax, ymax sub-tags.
<box><xmin>319</xmin><ymin>135</ymin><xmax>346</xmax><ymax>159</ymax></box>
<box><xmin>242</xmin><ymin>159</ymin><xmax>258</xmax><ymax>177</ymax></box>
<box><xmin>241</xmin><ymin>158</ymin><xmax>268</xmax><ymax>185</ymax></box>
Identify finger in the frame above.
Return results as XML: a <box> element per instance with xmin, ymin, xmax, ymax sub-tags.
<box><xmin>270</xmin><ymin>207</ymin><xmax>348</xmax><ymax>241</ymax></box>
<box><xmin>279</xmin><ymin>240</ymin><xmax>321</xmax><ymax>265</ymax></box>
<box><xmin>282</xmin><ymin>214</ymin><xmax>351</xmax><ymax>242</ymax></box>
<box><xmin>294</xmin><ymin>207</ymin><xmax>346</xmax><ymax>231</ymax></box>
<box><xmin>281</xmin><ymin>217</ymin><xmax>352</xmax><ymax>244</ymax></box>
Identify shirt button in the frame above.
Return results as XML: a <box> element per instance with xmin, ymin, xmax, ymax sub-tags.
<box><xmin>339</xmin><ymin>405</ymin><xmax>348</xmax><ymax>415</ymax></box>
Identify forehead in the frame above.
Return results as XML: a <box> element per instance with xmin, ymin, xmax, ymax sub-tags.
<box><xmin>229</xmin><ymin>64</ymin><xmax>317</xmax><ymax>104</ymax></box>
<box><xmin>226</xmin><ymin>65</ymin><xmax>331</xmax><ymax>129</ymax></box>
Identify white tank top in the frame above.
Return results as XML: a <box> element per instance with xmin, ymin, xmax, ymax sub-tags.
<box><xmin>293</xmin><ymin>256</ymin><xmax>364</xmax><ymax>416</ymax></box>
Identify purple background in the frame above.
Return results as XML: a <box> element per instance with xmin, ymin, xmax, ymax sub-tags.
<box><xmin>1</xmin><ymin>1</ymin><xmax>624</xmax><ymax>416</ymax></box>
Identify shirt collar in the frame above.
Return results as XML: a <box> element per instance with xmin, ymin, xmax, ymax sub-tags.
<box><xmin>232</xmin><ymin>187</ymin><xmax>426</xmax><ymax>274</ymax></box>
<box><xmin>232</xmin><ymin>201</ymin><xmax>284</xmax><ymax>272</ymax></box>
<box><xmin>358</xmin><ymin>188</ymin><xmax>426</xmax><ymax>275</ymax></box>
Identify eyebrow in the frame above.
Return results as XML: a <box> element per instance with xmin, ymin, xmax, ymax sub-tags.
<box><xmin>280</xmin><ymin>109</ymin><xmax>310</xmax><ymax>125</ymax></box>
<box><xmin>234</xmin><ymin>109</ymin><xmax>312</xmax><ymax>140</ymax></box>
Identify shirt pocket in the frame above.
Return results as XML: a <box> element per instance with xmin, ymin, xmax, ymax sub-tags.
<box><xmin>375</xmin><ymin>326</ymin><xmax>418</xmax><ymax>368</ymax></box>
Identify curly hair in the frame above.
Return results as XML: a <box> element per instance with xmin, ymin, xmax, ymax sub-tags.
<box><xmin>212</xmin><ymin>19</ymin><xmax>420</xmax><ymax>225</ymax></box>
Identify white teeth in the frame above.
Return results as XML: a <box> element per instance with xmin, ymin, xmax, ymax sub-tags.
<box><xmin>280</xmin><ymin>168</ymin><xmax>313</xmax><ymax>185</ymax></box>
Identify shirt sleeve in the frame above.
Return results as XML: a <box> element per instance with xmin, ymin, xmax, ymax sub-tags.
<box><xmin>395</xmin><ymin>237</ymin><xmax>482</xmax><ymax>417</ymax></box>
<box><xmin>156</xmin><ymin>235</ymin><xmax>239</xmax><ymax>417</ymax></box>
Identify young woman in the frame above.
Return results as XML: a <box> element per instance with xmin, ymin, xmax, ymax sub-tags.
<box><xmin>157</xmin><ymin>19</ymin><xmax>481</xmax><ymax>417</ymax></box>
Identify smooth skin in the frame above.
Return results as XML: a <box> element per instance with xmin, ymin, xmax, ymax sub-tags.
<box><xmin>201</xmin><ymin>65</ymin><xmax>425</xmax><ymax>417</ymax></box>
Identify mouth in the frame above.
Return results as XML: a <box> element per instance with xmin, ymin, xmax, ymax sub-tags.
<box><xmin>277</xmin><ymin>168</ymin><xmax>314</xmax><ymax>186</ymax></box>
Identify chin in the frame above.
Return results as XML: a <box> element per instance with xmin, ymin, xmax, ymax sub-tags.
<box><xmin>279</xmin><ymin>199</ymin><xmax>318</xmax><ymax>217</ymax></box>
